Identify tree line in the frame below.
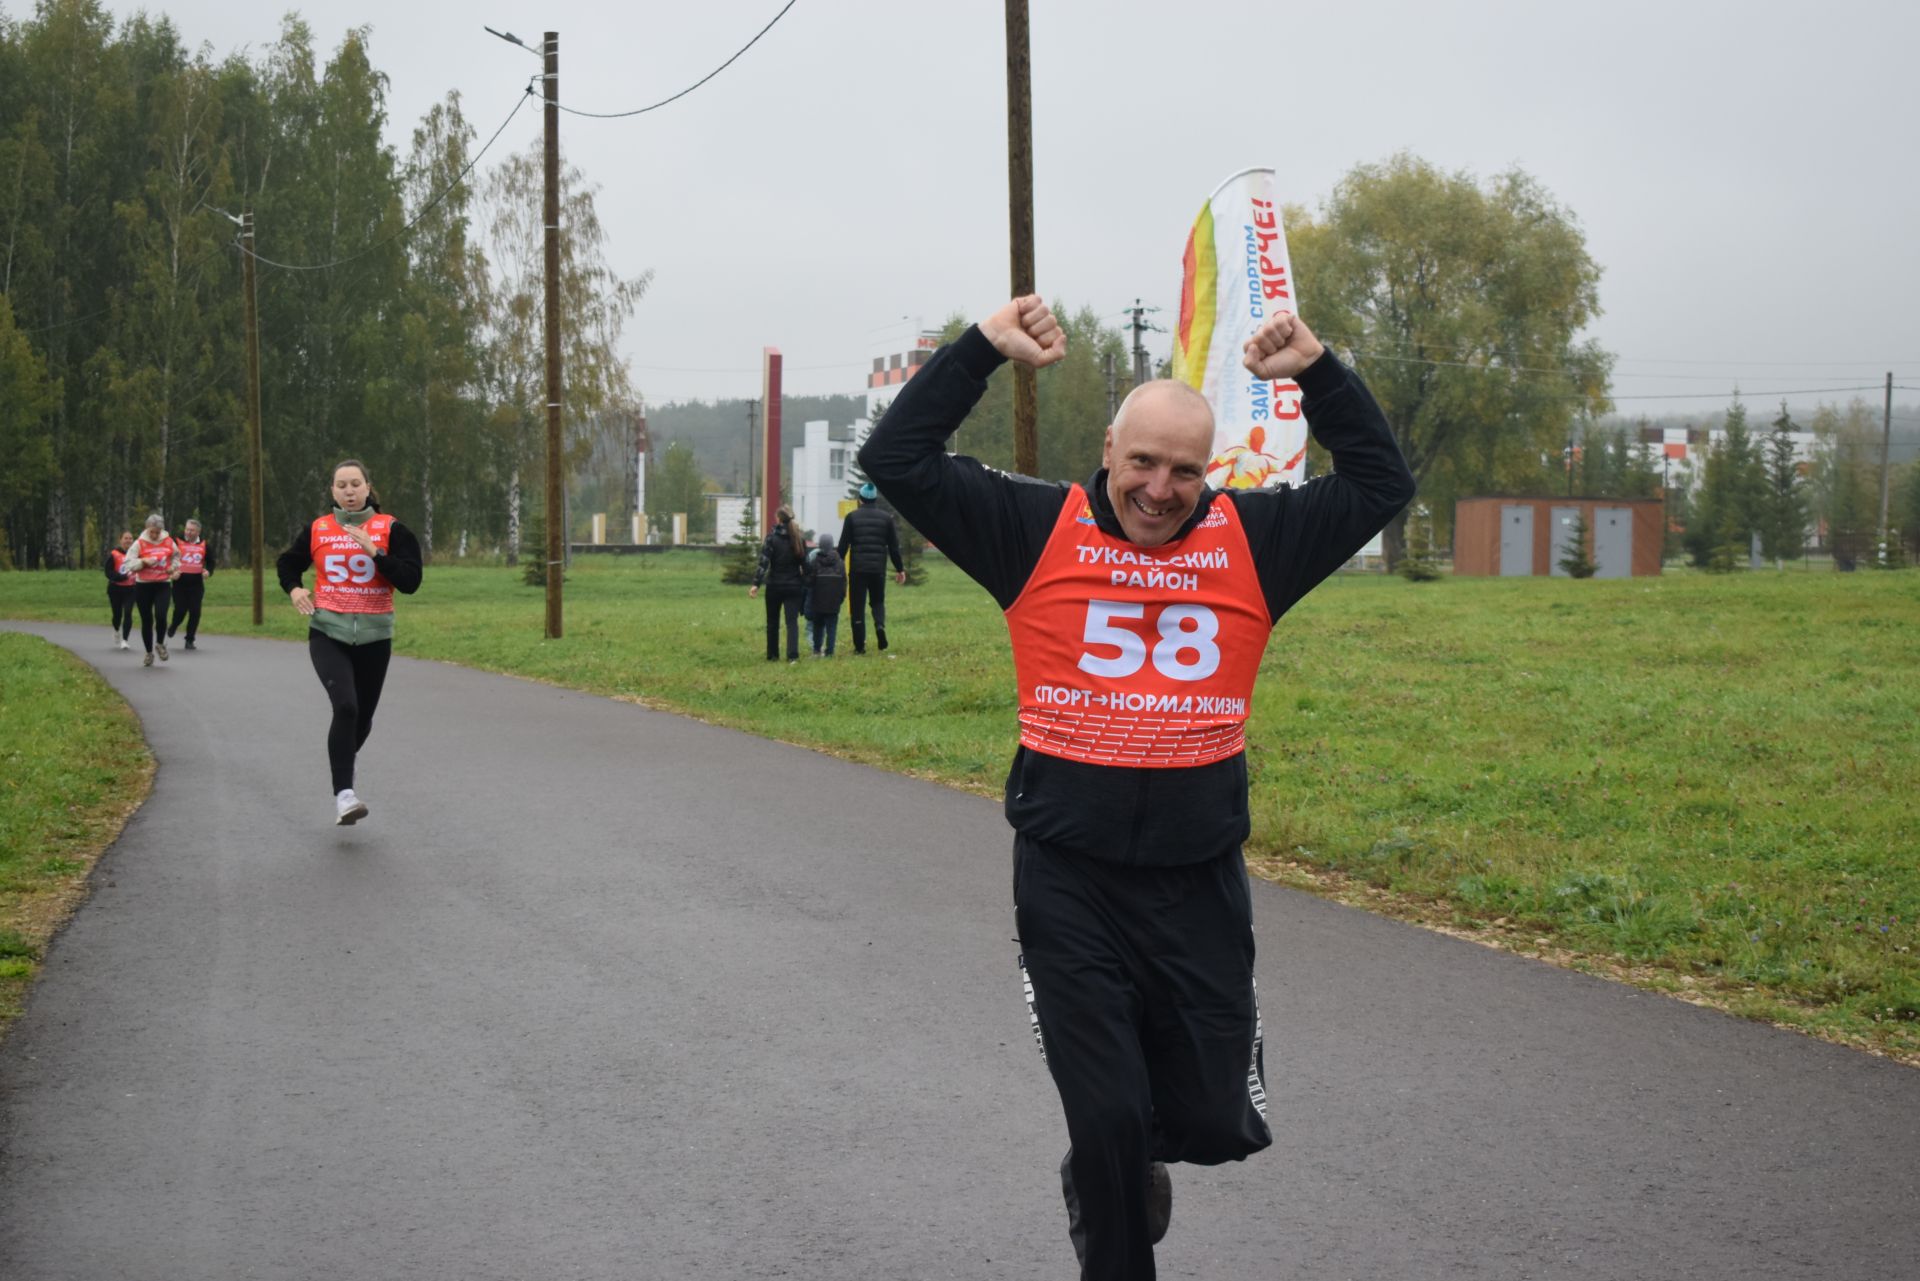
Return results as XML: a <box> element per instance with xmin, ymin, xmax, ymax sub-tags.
<box><xmin>0</xmin><ymin>1</ymin><xmax>644</xmax><ymax>570</ymax></box>
<box><xmin>5</xmin><ymin>5</ymin><xmax>1911</xmax><ymax>574</ymax></box>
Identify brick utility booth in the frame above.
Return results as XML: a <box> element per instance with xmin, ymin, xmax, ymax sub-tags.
<box><xmin>1454</xmin><ymin>496</ymin><xmax>1665</xmax><ymax>578</ymax></box>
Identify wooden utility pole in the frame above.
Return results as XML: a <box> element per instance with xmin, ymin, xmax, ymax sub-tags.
<box><xmin>1878</xmin><ymin>370</ymin><xmax>1894</xmax><ymax>553</ymax></box>
<box><xmin>542</xmin><ymin>31</ymin><xmax>564</xmax><ymax>638</ymax></box>
<box><xmin>1004</xmin><ymin>0</ymin><xmax>1038</xmax><ymax>477</ymax></box>
<box><xmin>241</xmin><ymin>210</ymin><xmax>264</xmax><ymax>625</ymax></box>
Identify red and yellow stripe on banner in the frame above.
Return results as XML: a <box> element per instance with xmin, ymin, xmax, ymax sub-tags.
<box><xmin>1172</xmin><ymin>204</ymin><xmax>1216</xmax><ymax>390</ymax></box>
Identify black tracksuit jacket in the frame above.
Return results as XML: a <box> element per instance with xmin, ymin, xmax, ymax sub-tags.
<box><xmin>858</xmin><ymin>325</ymin><xmax>1414</xmax><ymax>868</ymax></box>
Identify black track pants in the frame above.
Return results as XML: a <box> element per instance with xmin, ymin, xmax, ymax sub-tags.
<box><xmin>167</xmin><ymin>575</ymin><xmax>205</xmax><ymax>640</ymax></box>
<box><xmin>1014</xmin><ymin>834</ymin><xmax>1271</xmax><ymax>1280</ymax></box>
<box><xmin>109</xmin><ymin>587</ymin><xmax>133</xmax><ymax>638</ymax></box>
<box><xmin>308</xmin><ymin>631</ymin><xmax>392</xmax><ymax>793</ymax></box>
<box><xmin>763</xmin><ymin>587</ymin><xmax>802</xmax><ymax>661</ymax></box>
<box><xmin>848</xmin><ymin>571</ymin><xmax>888</xmax><ymax>652</ymax></box>
<box><xmin>133</xmin><ymin>581</ymin><xmax>172</xmax><ymax>653</ymax></box>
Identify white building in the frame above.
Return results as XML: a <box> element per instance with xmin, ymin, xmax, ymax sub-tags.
<box><xmin>865</xmin><ymin>319</ymin><xmax>943</xmax><ymax>421</ymax></box>
<box><xmin>789</xmin><ymin>418</ymin><xmax>872</xmax><ymax>540</ymax></box>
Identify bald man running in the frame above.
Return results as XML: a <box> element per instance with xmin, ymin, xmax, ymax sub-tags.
<box><xmin>859</xmin><ymin>295</ymin><xmax>1413</xmax><ymax>1280</ymax></box>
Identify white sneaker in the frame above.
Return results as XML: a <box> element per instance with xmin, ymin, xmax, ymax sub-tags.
<box><xmin>117</xmin><ymin>638</ymin><xmax>130</xmax><ymax>651</ymax></box>
<box><xmin>334</xmin><ymin>789</ymin><xmax>369</xmax><ymax>826</ymax></box>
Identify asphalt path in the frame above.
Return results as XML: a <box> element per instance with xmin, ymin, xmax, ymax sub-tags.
<box><xmin>2</xmin><ymin>619</ymin><xmax>1916</xmax><ymax>1280</ymax></box>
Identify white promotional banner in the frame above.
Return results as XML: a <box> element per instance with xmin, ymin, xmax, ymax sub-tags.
<box><xmin>1170</xmin><ymin>167</ymin><xmax>1308</xmax><ymax>489</ymax></box>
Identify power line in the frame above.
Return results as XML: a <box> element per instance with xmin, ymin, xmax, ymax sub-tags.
<box><xmin>20</xmin><ymin>306</ymin><xmax>114</xmax><ymax>335</ymax></box>
<box><xmin>1583</xmin><ymin>385</ymin><xmax>1888</xmax><ymax>402</ymax></box>
<box><xmin>554</xmin><ymin>1</ymin><xmax>798</xmax><ymax>119</ymax></box>
<box><xmin>238</xmin><ymin>87</ymin><xmax>530</xmax><ymax>274</ymax></box>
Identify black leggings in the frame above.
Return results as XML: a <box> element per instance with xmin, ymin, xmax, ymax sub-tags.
<box><xmin>308</xmin><ymin>631</ymin><xmax>393</xmax><ymax>794</ymax></box>
<box><xmin>763</xmin><ymin>586</ymin><xmax>803</xmax><ymax>661</ymax></box>
<box><xmin>133</xmin><ymin>581</ymin><xmax>172</xmax><ymax>653</ymax></box>
<box><xmin>168</xmin><ymin>575</ymin><xmax>205</xmax><ymax>640</ymax></box>
<box><xmin>109</xmin><ymin>587</ymin><xmax>133</xmax><ymax>638</ymax></box>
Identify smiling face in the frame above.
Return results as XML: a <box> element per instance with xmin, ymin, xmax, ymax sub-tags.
<box><xmin>184</xmin><ymin>520</ymin><xmax>202</xmax><ymax>540</ymax></box>
<box><xmin>331</xmin><ymin>465</ymin><xmax>370</xmax><ymax>512</ymax></box>
<box><xmin>1101</xmin><ymin>381</ymin><xmax>1215</xmax><ymax>547</ymax></box>
<box><xmin>118</xmin><ymin>531</ymin><xmax>134</xmax><ymax>550</ymax></box>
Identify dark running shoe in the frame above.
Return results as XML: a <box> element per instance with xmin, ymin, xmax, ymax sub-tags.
<box><xmin>1058</xmin><ymin>1150</ymin><xmax>1174</xmax><ymax>1266</ymax></box>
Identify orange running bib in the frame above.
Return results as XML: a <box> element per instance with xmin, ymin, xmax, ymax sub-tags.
<box><xmin>309</xmin><ymin>513</ymin><xmax>395</xmax><ymax>615</ymax></box>
<box><xmin>176</xmin><ymin>540</ymin><xmax>208</xmax><ymax>574</ymax></box>
<box><xmin>1005</xmin><ymin>486</ymin><xmax>1270</xmax><ymax>768</ymax></box>
<box><xmin>128</xmin><ymin>536</ymin><xmax>176</xmax><ymax>584</ymax></box>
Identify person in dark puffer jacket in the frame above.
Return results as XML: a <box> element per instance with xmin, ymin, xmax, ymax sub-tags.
<box><xmin>837</xmin><ymin>482</ymin><xmax>905</xmax><ymax>654</ymax></box>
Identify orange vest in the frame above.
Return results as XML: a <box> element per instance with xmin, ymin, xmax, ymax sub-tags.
<box><xmin>110</xmin><ymin>548</ymin><xmax>134</xmax><ymax>587</ymax></box>
<box><xmin>309</xmin><ymin>513</ymin><xmax>395</xmax><ymax>614</ymax></box>
<box><xmin>1004</xmin><ymin>486</ymin><xmax>1270</xmax><ymax>768</ymax></box>
<box><xmin>177</xmin><ymin>540</ymin><xmax>208</xmax><ymax>575</ymax></box>
<box><xmin>129</xmin><ymin>536</ymin><xmax>176</xmax><ymax>584</ymax></box>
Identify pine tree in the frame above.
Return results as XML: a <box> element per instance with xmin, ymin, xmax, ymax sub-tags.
<box><xmin>720</xmin><ymin>498</ymin><xmax>760</xmax><ymax>585</ymax></box>
<box><xmin>1557</xmin><ymin>511</ymin><xmax>1597</xmax><ymax>578</ymax></box>
<box><xmin>520</xmin><ymin>510</ymin><xmax>560</xmax><ymax>586</ymax></box>
<box><xmin>1397</xmin><ymin>506</ymin><xmax>1442</xmax><ymax>581</ymax></box>
<box><xmin>1759</xmin><ymin>403</ymin><xmax>1808</xmax><ymax>567</ymax></box>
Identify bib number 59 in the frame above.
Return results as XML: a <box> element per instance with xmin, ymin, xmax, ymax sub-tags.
<box><xmin>322</xmin><ymin>553</ymin><xmax>378</xmax><ymax>584</ymax></box>
<box><xmin>1077</xmin><ymin>599</ymin><xmax>1220</xmax><ymax>681</ymax></box>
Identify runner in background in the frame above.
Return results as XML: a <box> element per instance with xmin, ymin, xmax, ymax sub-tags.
<box><xmin>103</xmin><ymin>529</ymin><xmax>135</xmax><ymax>650</ymax></box>
<box><xmin>276</xmin><ymin>459</ymin><xmax>424</xmax><ymax>826</ymax></box>
<box><xmin>166</xmin><ymin>519</ymin><xmax>214</xmax><ymax>650</ymax></box>
<box><xmin>124</xmin><ymin>514</ymin><xmax>179</xmax><ymax>668</ymax></box>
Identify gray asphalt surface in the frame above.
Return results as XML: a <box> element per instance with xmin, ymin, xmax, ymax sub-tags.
<box><xmin>1</xmin><ymin>619</ymin><xmax>1916</xmax><ymax>1281</ymax></box>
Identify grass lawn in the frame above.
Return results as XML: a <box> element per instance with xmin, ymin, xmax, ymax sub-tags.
<box><xmin>0</xmin><ymin>632</ymin><xmax>153</xmax><ymax>1031</ymax></box>
<box><xmin>3</xmin><ymin>554</ymin><xmax>1916</xmax><ymax>1061</ymax></box>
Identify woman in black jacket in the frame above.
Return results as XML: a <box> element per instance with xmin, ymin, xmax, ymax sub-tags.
<box><xmin>746</xmin><ymin>505</ymin><xmax>807</xmax><ymax>662</ymax></box>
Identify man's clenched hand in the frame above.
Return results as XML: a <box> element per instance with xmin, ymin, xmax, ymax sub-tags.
<box><xmin>1241</xmin><ymin>312</ymin><xmax>1325</xmax><ymax>382</ymax></box>
<box><xmin>981</xmin><ymin>295</ymin><xmax>1067</xmax><ymax>370</ymax></box>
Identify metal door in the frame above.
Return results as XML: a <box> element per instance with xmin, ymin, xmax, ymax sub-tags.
<box><xmin>1500</xmin><ymin>505</ymin><xmax>1534</xmax><ymax>576</ymax></box>
<box><xmin>1594</xmin><ymin>506</ymin><xmax>1632</xmax><ymax>578</ymax></box>
<box><xmin>1549</xmin><ymin>506</ymin><xmax>1580</xmax><ymax>577</ymax></box>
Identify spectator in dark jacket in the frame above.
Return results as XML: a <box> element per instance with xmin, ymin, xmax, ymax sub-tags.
<box><xmin>838</xmin><ymin>482</ymin><xmax>906</xmax><ymax>654</ymax></box>
<box><xmin>747</xmin><ymin>505</ymin><xmax>807</xmax><ymax>662</ymax></box>
<box><xmin>802</xmin><ymin>532</ymin><xmax>847</xmax><ymax>657</ymax></box>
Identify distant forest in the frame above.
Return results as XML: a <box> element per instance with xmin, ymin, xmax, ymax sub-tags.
<box><xmin>648</xmin><ymin>394</ymin><xmax>868</xmax><ymax>493</ymax></box>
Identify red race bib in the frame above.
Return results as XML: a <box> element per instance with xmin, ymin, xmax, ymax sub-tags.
<box><xmin>309</xmin><ymin>514</ymin><xmax>395</xmax><ymax>615</ymax></box>
<box><xmin>1004</xmin><ymin>486</ymin><xmax>1270</xmax><ymax>768</ymax></box>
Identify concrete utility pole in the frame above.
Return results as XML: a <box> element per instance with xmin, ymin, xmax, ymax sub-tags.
<box><xmin>239</xmin><ymin>211</ymin><xmax>264</xmax><ymax>625</ymax></box>
<box><xmin>1878</xmin><ymin>371</ymin><xmax>1894</xmax><ymax>554</ymax></box>
<box><xmin>746</xmin><ymin>398</ymin><xmax>759</xmax><ymax>512</ymax></box>
<box><xmin>542</xmin><ymin>31</ymin><xmax>564</xmax><ymax>638</ymax></box>
<box><xmin>1126</xmin><ymin>299</ymin><xmax>1160</xmax><ymax>387</ymax></box>
<box><xmin>1103</xmin><ymin>351</ymin><xmax>1118</xmax><ymax>422</ymax></box>
<box><xmin>1004</xmin><ymin>0</ymin><xmax>1038</xmax><ymax>477</ymax></box>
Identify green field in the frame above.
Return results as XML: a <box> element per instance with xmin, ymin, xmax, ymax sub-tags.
<box><xmin>0</xmin><ymin>632</ymin><xmax>152</xmax><ymax>1025</ymax></box>
<box><xmin>4</xmin><ymin>555</ymin><xmax>1916</xmax><ymax>1059</ymax></box>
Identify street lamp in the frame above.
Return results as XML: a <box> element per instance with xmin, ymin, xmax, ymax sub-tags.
<box><xmin>483</xmin><ymin>26</ymin><xmax>541</xmax><ymax>56</ymax></box>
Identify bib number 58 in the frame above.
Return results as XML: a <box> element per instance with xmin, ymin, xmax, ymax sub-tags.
<box><xmin>1077</xmin><ymin>599</ymin><xmax>1220</xmax><ymax>681</ymax></box>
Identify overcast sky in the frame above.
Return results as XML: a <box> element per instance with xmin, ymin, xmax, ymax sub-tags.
<box><xmin>96</xmin><ymin>0</ymin><xmax>1920</xmax><ymax>422</ymax></box>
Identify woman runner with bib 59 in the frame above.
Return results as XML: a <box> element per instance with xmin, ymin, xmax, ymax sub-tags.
<box><xmin>277</xmin><ymin>459</ymin><xmax>423</xmax><ymax>825</ymax></box>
